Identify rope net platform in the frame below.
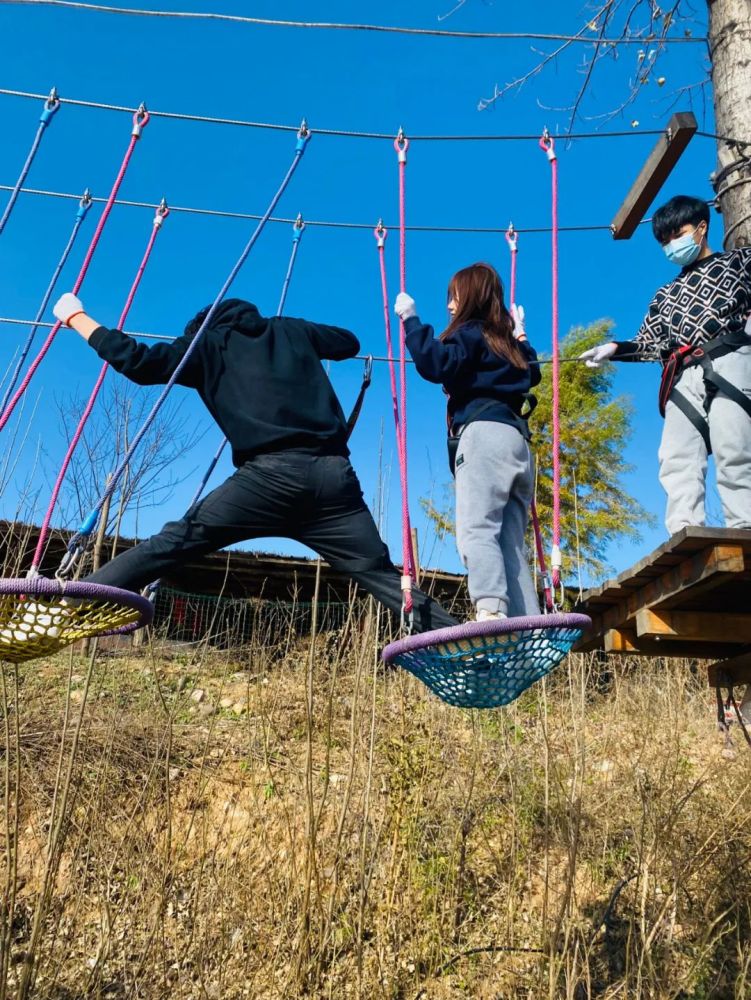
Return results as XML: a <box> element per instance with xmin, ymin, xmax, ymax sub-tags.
<box><xmin>382</xmin><ymin>613</ymin><xmax>591</xmax><ymax>709</ymax></box>
<box><xmin>0</xmin><ymin>578</ymin><xmax>153</xmax><ymax>664</ymax></box>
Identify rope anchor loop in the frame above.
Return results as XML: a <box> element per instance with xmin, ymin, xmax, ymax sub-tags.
<box><xmin>40</xmin><ymin>86</ymin><xmax>61</xmax><ymax>124</ymax></box>
<box><xmin>394</xmin><ymin>127</ymin><xmax>409</xmax><ymax>162</ymax></box>
<box><xmin>153</xmin><ymin>197</ymin><xmax>169</xmax><ymax>227</ymax></box>
<box><xmin>374</xmin><ymin>219</ymin><xmax>387</xmax><ymax>248</ymax></box>
<box><xmin>292</xmin><ymin>212</ymin><xmax>305</xmax><ymax>240</ymax></box>
<box><xmin>539</xmin><ymin>127</ymin><xmax>557</xmax><ymax>162</ymax></box>
<box><xmin>362</xmin><ymin>354</ymin><xmax>373</xmax><ymax>386</ymax></box>
<box><xmin>296</xmin><ymin>118</ymin><xmax>311</xmax><ymax>152</ymax></box>
<box><xmin>132</xmin><ymin>103</ymin><xmax>150</xmax><ymax>138</ymax></box>
<box><xmin>76</xmin><ymin>187</ymin><xmax>94</xmax><ymax>221</ymax></box>
<box><xmin>505</xmin><ymin>221</ymin><xmax>518</xmax><ymax>252</ymax></box>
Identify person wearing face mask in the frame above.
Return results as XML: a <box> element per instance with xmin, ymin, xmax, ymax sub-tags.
<box><xmin>579</xmin><ymin>195</ymin><xmax>751</xmax><ymax>535</ymax></box>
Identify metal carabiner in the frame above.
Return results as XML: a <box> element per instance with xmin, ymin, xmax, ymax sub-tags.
<box><xmin>296</xmin><ymin>118</ymin><xmax>311</xmax><ymax>152</ymax></box>
<box><xmin>362</xmin><ymin>354</ymin><xmax>373</xmax><ymax>387</ymax></box>
<box><xmin>292</xmin><ymin>212</ymin><xmax>305</xmax><ymax>241</ymax></box>
<box><xmin>132</xmin><ymin>103</ymin><xmax>150</xmax><ymax>138</ymax></box>
<box><xmin>76</xmin><ymin>187</ymin><xmax>93</xmax><ymax>221</ymax></box>
<box><xmin>40</xmin><ymin>86</ymin><xmax>61</xmax><ymax>125</ymax></box>
<box><xmin>374</xmin><ymin>219</ymin><xmax>387</xmax><ymax>248</ymax></box>
<box><xmin>394</xmin><ymin>127</ymin><xmax>409</xmax><ymax>163</ymax></box>
<box><xmin>154</xmin><ymin>197</ymin><xmax>170</xmax><ymax>227</ymax></box>
<box><xmin>539</xmin><ymin>127</ymin><xmax>556</xmax><ymax>162</ymax></box>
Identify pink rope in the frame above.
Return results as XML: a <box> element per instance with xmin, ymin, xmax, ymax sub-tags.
<box><xmin>374</xmin><ymin>225</ymin><xmax>401</xmax><ymax>440</ymax></box>
<box><xmin>394</xmin><ymin>131</ymin><xmax>415</xmax><ymax>613</ymax></box>
<box><xmin>539</xmin><ymin>130</ymin><xmax>561</xmax><ymax>590</ymax></box>
<box><xmin>31</xmin><ymin>202</ymin><xmax>167</xmax><ymax>572</ymax></box>
<box><xmin>505</xmin><ymin>223</ymin><xmax>518</xmax><ymax>306</ymax></box>
<box><xmin>0</xmin><ymin>107</ymin><xmax>150</xmax><ymax>434</ymax></box>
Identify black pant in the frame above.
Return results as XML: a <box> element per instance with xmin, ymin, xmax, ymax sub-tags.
<box><xmin>87</xmin><ymin>452</ymin><xmax>457</xmax><ymax>634</ymax></box>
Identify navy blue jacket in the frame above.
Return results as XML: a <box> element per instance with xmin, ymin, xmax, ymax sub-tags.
<box><xmin>89</xmin><ymin>299</ymin><xmax>359</xmax><ymax>466</ymax></box>
<box><xmin>404</xmin><ymin>316</ymin><xmax>541</xmax><ymax>430</ymax></box>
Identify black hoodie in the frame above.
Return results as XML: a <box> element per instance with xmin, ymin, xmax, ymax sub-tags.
<box><xmin>88</xmin><ymin>299</ymin><xmax>360</xmax><ymax>466</ymax></box>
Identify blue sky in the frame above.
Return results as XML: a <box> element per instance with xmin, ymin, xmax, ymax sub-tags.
<box><xmin>0</xmin><ymin>0</ymin><xmax>719</xmax><ymax>584</ymax></box>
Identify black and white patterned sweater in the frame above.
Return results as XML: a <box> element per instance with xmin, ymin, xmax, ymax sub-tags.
<box><xmin>613</xmin><ymin>247</ymin><xmax>751</xmax><ymax>363</ymax></box>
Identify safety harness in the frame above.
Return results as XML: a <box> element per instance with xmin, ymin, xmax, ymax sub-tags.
<box><xmin>658</xmin><ymin>327</ymin><xmax>751</xmax><ymax>452</ymax></box>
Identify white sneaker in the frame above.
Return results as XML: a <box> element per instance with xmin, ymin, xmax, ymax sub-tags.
<box><xmin>475</xmin><ymin>609</ymin><xmax>508</xmax><ymax>622</ymax></box>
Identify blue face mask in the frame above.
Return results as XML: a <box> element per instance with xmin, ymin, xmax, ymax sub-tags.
<box><xmin>664</xmin><ymin>229</ymin><xmax>702</xmax><ymax>267</ymax></box>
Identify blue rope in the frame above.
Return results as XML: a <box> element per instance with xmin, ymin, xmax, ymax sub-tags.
<box><xmin>0</xmin><ymin>90</ymin><xmax>60</xmax><ymax>237</ymax></box>
<box><xmin>59</xmin><ymin>125</ymin><xmax>311</xmax><ymax>576</ymax></box>
<box><xmin>276</xmin><ymin>214</ymin><xmax>305</xmax><ymax>315</ymax></box>
<box><xmin>0</xmin><ymin>192</ymin><xmax>92</xmax><ymax>415</ymax></box>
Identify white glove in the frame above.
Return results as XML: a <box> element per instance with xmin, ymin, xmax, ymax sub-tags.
<box><xmin>394</xmin><ymin>292</ymin><xmax>417</xmax><ymax>321</ymax></box>
<box><xmin>510</xmin><ymin>303</ymin><xmax>526</xmax><ymax>339</ymax></box>
<box><xmin>53</xmin><ymin>292</ymin><xmax>85</xmax><ymax>327</ymax></box>
<box><xmin>579</xmin><ymin>342</ymin><xmax>617</xmax><ymax>368</ymax></box>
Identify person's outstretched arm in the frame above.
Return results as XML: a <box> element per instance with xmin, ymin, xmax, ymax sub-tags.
<box><xmin>54</xmin><ymin>292</ymin><xmax>200</xmax><ymax>387</ymax></box>
<box><xmin>395</xmin><ymin>293</ymin><xmax>473</xmax><ymax>383</ymax></box>
<box><xmin>301</xmin><ymin>319</ymin><xmax>360</xmax><ymax>360</ymax></box>
<box><xmin>579</xmin><ymin>295</ymin><xmax>666</xmax><ymax>368</ymax></box>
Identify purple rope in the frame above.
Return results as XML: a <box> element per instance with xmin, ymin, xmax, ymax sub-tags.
<box><xmin>0</xmin><ymin>93</ymin><xmax>60</xmax><ymax>237</ymax></box>
<box><xmin>0</xmin><ymin>193</ymin><xmax>92</xmax><ymax>415</ymax></box>
<box><xmin>61</xmin><ymin>128</ymin><xmax>310</xmax><ymax>574</ymax></box>
<box><xmin>0</xmin><ymin>576</ymin><xmax>153</xmax><ymax>629</ymax></box>
<box><xmin>382</xmin><ymin>613</ymin><xmax>592</xmax><ymax>661</ymax></box>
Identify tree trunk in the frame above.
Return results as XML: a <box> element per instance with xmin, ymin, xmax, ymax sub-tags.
<box><xmin>708</xmin><ymin>0</ymin><xmax>751</xmax><ymax>248</ymax></box>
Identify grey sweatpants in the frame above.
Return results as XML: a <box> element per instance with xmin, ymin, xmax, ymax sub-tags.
<box><xmin>454</xmin><ymin>421</ymin><xmax>540</xmax><ymax>617</ymax></box>
<box><xmin>658</xmin><ymin>345</ymin><xmax>751</xmax><ymax>534</ymax></box>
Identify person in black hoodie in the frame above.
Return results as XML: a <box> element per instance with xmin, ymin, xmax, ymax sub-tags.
<box><xmin>394</xmin><ymin>263</ymin><xmax>541</xmax><ymax>622</ymax></box>
<box><xmin>51</xmin><ymin>292</ymin><xmax>457</xmax><ymax>634</ymax></box>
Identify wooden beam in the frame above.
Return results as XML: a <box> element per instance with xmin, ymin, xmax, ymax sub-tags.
<box><xmin>611</xmin><ymin>112</ymin><xmax>698</xmax><ymax>240</ymax></box>
<box><xmin>636</xmin><ymin>609</ymin><xmax>751</xmax><ymax>645</ymax></box>
<box><xmin>603</xmin><ymin>628</ymin><xmax>730</xmax><ymax>660</ymax></box>
<box><xmin>708</xmin><ymin>650</ymin><xmax>751</xmax><ymax>687</ymax></box>
<box><xmin>600</xmin><ymin>544</ymin><xmax>746</xmax><ymax>632</ymax></box>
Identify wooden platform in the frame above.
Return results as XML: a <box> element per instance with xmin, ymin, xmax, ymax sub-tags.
<box><xmin>576</xmin><ymin>528</ymin><xmax>751</xmax><ymax>672</ymax></box>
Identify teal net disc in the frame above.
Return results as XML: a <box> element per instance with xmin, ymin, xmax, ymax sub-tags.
<box><xmin>381</xmin><ymin>613</ymin><xmax>591</xmax><ymax>709</ymax></box>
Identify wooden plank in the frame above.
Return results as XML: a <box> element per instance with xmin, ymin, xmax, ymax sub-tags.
<box><xmin>603</xmin><ymin>628</ymin><xmax>729</xmax><ymax>660</ymax></box>
<box><xmin>708</xmin><ymin>650</ymin><xmax>751</xmax><ymax>687</ymax></box>
<box><xmin>599</xmin><ymin>544</ymin><xmax>746</xmax><ymax>631</ymax></box>
<box><xmin>636</xmin><ymin>609</ymin><xmax>751</xmax><ymax>644</ymax></box>
<box><xmin>611</xmin><ymin>112</ymin><xmax>698</xmax><ymax>240</ymax></box>
<box><xmin>580</xmin><ymin>528</ymin><xmax>751</xmax><ymax>608</ymax></box>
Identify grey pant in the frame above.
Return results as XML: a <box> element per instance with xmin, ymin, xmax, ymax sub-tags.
<box><xmin>658</xmin><ymin>345</ymin><xmax>751</xmax><ymax>534</ymax></box>
<box><xmin>454</xmin><ymin>421</ymin><xmax>540</xmax><ymax>616</ymax></box>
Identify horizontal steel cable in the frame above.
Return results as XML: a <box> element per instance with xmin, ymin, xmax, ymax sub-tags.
<box><xmin>2</xmin><ymin>88</ymin><xmax>737</xmax><ymax>143</ymax></box>
<box><xmin>0</xmin><ymin>1</ymin><xmax>709</xmax><ymax>43</ymax></box>
<box><xmin>0</xmin><ymin>181</ymin><xmax>640</xmax><ymax>235</ymax></box>
<box><xmin>0</xmin><ymin>317</ymin><xmax>656</xmax><ymax>364</ymax></box>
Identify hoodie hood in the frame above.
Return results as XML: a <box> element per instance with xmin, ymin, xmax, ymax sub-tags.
<box><xmin>184</xmin><ymin>298</ymin><xmax>264</xmax><ymax>339</ymax></box>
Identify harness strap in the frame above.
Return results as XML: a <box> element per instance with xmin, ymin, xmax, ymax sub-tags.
<box><xmin>345</xmin><ymin>355</ymin><xmax>373</xmax><ymax>440</ymax></box>
<box><xmin>661</xmin><ymin>330</ymin><xmax>751</xmax><ymax>450</ymax></box>
<box><xmin>701</xmin><ymin>365</ymin><xmax>751</xmax><ymax>420</ymax></box>
<box><xmin>669</xmin><ymin>386</ymin><xmax>712</xmax><ymax>453</ymax></box>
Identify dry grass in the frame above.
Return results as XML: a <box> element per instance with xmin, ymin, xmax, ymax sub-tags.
<box><xmin>1</xmin><ymin>605</ymin><xmax>750</xmax><ymax>999</ymax></box>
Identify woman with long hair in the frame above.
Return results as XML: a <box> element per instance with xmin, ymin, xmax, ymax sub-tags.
<box><xmin>395</xmin><ymin>262</ymin><xmax>541</xmax><ymax>621</ymax></box>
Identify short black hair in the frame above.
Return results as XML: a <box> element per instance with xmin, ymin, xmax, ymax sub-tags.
<box><xmin>652</xmin><ymin>195</ymin><xmax>710</xmax><ymax>244</ymax></box>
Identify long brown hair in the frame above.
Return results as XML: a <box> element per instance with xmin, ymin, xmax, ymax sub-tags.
<box><xmin>440</xmin><ymin>262</ymin><xmax>528</xmax><ymax>368</ymax></box>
